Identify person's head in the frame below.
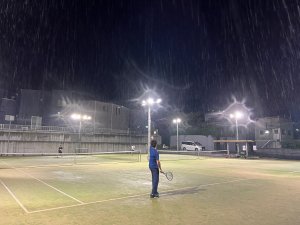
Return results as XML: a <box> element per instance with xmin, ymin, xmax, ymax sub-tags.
<box><xmin>151</xmin><ymin>140</ymin><xmax>157</xmax><ymax>148</ymax></box>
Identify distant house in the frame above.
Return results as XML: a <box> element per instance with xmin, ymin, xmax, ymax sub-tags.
<box><xmin>255</xmin><ymin>116</ymin><xmax>293</xmax><ymax>148</ymax></box>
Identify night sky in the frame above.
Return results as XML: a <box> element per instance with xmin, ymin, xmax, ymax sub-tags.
<box><xmin>1</xmin><ymin>0</ymin><xmax>300</xmax><ymax>118</ymax></box>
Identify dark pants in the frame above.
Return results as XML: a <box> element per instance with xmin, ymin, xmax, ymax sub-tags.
<box><xmin>150</xmin><ymin>168</ymin><xmax>159</xmax><ymax>195</ymax></box>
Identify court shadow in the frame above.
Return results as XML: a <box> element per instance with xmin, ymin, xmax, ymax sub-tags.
<box><xmin>161</xmin><ymin>187</ymin><xmax>206</xmax><ymax>196</ymax></box>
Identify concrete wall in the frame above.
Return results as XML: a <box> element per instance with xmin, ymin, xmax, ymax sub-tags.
<box><xmin>254</xmin><ymin>148</ymin><xmax>300</xmax><ymax>160</ymax></box>
<box><xmin>0</xmin><ymin>130</ymin><xmax>147</xmax><ymax>154</ymax></box>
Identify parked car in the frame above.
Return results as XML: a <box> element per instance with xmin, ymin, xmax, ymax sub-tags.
<box><xmin>181</xmin><ymin>141</ymin><xmax>203</xmax><ymax>151</ymax></box>
<box><xmin>162</xmin><ymin>144</ymin><xmax>169</xmax><ymax>149</ymax></box>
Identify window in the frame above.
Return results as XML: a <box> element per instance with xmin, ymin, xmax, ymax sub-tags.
<box><xmin>282</xmin><ymin>129</ymin><xmax>286</xmax><ymax>135</ymax></box>
<box><xmin>274</xmin><ymin>129</ymin><xmax>278</xmax><ymax>134</ymax></box>
<box><xmin>259</xmin><ymin>130</ymin><xmax>264</xmax><ymax>135</ymax></box>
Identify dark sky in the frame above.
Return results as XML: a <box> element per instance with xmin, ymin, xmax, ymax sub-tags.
<box><xmin>1</xmin><ymin>0</ymin><xmax>300</xmax><ymax>118</ymax></box>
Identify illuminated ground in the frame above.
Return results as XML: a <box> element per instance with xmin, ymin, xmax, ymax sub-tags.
<box><xmin>0</xmin><ymin>155</ymin><xmax>299</xmax><ymax>225</ymax></box>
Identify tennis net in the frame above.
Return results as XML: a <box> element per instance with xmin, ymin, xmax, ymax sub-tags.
<box><xmin>0</xmin><ymin>151</ymin><xmax>141</xmax><ymax>168</ymax></box>
<box><xmin>158</xmin><ymin>150</ymin><xmax>228</xmax><ymax>161</ymax></box>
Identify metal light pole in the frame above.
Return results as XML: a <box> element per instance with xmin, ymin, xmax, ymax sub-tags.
<box><xmin>230</xmin><ymin>111</ymin><xmax>243</xmax><ymax>155</ymax></box>
<box><xmin>147</xmin><ymin>105</ymin><xmax>151</xmax><ymax>154</ymax></box>
<box><xmin>5</xmin><ymin>115</ymin><xmax>14</xmax><ymax>154</ymax></box>
<box><xmin>78</xmin><ymin>120</ymin><xmax>82</xmax><ymax>149</ymax></box>
<box><xmin>173</xmin><ymin>118</ymin><xmax>181</xmax><ymax>151</ymax></box>
<box><xmin>111</xmin><ymin>104</ymin><xmax>113</xmax><ymax>132</ymax></box>
<box><xmin>235</xmin><ymin>117</ymin><xmax>239</xmax><ymax>140</ymax></box>
<box><xmin>71</xmin><ymin>113</ymin><xmax>92</xmax><ymax>152</ymax></box>
<box><xmin>142</xmin><ymin>98</ymin><xmax>161</xmax><ymax>157</ymax></box>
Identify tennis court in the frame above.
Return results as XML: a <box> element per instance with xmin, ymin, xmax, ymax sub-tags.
<box><xmin>0</xmin><ymin>151</ymin><xmax>299</xmax><ymax>225</ymax></box>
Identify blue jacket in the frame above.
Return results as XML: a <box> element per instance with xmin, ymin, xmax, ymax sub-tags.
<box><xmin>149</xmin><ymin>146</ymin><xmax>159</xmax><ymax>169</ymax></box>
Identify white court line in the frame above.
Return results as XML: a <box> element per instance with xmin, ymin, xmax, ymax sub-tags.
<box><xmin>29</xmin><ymin>193</ymin><xmax>148</xmax><ymax>214</ymax></box>
<box><xmin>289</xmin><ymin>171</ymin><xmax>300</xmax><ymax>173</ymax></box>
<box><xmin>0</xmin><ymin>178</ymin><xmax>29</xmax><ymax>213</ymax></box>
<box><xmin>28</xmin><ymin>178</ymin><xmax>252</xmax><ymax>214</ymax></box>
<box><xmin>2</xmin><ymin>161</ymin><xmax>84</xmax><ymax>204</ymax></box>
<box><xmin>15</xmin><ymin>168</ymin><xmax>84</xmax><ymax>204</ymax></box>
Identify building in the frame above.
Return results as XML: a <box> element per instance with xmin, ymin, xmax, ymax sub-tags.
<box><xmin>84</xmin><ymin>100</ymin><xmax>130</xmax><ymax>131</ymax></box>
<box><xmin>0</xmin><ymin>98</ymin><xmax>17</xmax><ymax>123</ymax></box>
<box><xmin>255</xmin><ymin>116</ymin><xmax>293</xmax><ymax>148</ymax></box>
<box><xmin>17</xmin><ymin>89</ymin><xmax>46</xmax><ymax>125</ymax></box>
<box><xmin>15</xmin><ymin>89</ymin><xmax>131</xmax><ymax>132</ymax></box>
<box><xmin>129</xmin><ymin>109</ymin><xmax>147</xmax><ymax>133</ymax></box>
<box><xmin>46</xmin><ymin>90</ymin><xmax>89</xmax><ymax>126</ymax></box>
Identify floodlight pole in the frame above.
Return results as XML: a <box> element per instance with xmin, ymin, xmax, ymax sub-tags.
<box><xmin>147</xmin><ymin>106</ymin><xmax>151</xmax><ymax>157</ymax></box>
<box><xmin>71</xmin><ymin>113</ymin><xmax>91</xmax><ymax>153</ymax></box>
<box><xmin>6</xmin><ymin>120</ymin><xmax>11</xmax><ymax>154</ymax></box>
<box><xmin>173</xmin><ymin>118</ymin><xmax>181</xmax><ymax>151</ymax></box>
<box><xmin>176</xmin><ymin>122</ymin><xmax>179</xmax><ymax>151</ymax></box>
<box><xmin>111</xmin><ymin>104</ymin><xmax>113</xmax><ymax>132</ymax></box>
<box><xmin>235</xmin><ymin>118</ymin><xmax>239</xmax><ymax>140</ymax></box>
<box><xmin>176</xmin><ymin>123</ymin><xmax>179</xmax><ymax>151</ymax></box>
<box><xmin>235</xmin><ymin>118</ymin><xmax>239</xmax><ymax>155</ymax></box>
<box><xmin>78</xmin><ymin>120</ymin><xmax>82</xmax><ymax>150</ymax></box>
<box><xmin>142</xmin><ymin>98</ymin><xmax>161</xmax><ymax>158</ymax></box>
<box><xmin>230</xmin><ymin>111</ymin><xmax>243</xmax><ymax>155</ymax></box>
<box><xmin>5</xmin><ymin>115</ymin><xmax>14</xmax><ymax>154</ymax></box>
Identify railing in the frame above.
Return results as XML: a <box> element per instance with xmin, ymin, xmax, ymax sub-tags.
<box><xmin>257</xmin><ymin>140</ymin><xmax>275</xmax><ymax>149</ymax></box>
<box><xmin>0</xmin><ymin>124</ymin><xmax>145</xmax><ymax>135</ymax></box>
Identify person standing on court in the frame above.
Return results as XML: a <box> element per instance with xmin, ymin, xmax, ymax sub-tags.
<box><xmin>58</xmin><ymin>144</ymin><xmax>63</xmax><ymax>157</ymax></box>
<box><xmin>149</xmin><ymin>139</ymin><xmax>162</xmax><ymax>198</ymax></box>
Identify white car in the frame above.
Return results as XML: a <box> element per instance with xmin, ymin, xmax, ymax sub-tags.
<box><xmin>162</xmin><ymin>144</ymin><xmax>169</xmax><ymax>149</ymax></box>
<box><xmin>181</xmin><ymin>141</ymin><xmax>203</xmax><ymax>151</ymax></box>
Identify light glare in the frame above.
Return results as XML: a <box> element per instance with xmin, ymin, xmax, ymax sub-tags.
<box><xmin>230</xmin><ymin>111</ymin><xmax>243</xmax><ymax>119</ymax></box>
<box><xmin>71</xmin><ymin>113</ymin><xmax>91</xmax><ymax>121</ymax></box>
<box><xmin>147</xmin><ymin>98</ymin><xmax>154</xmax><ymax>105</ymax></box>
<box><xmin>142</xmin><ymin>97</ymin><xmax>162</xmax><ymax>107</ymax></box>
<box><xmin>173</xmin><ymin>118</ymin><xmax>181</xmax><ymax>124</ymax></box>
<box><xmin>235</xmin><ymin>111</ymin><xmax>243</xmax><ymax>119</ymax></box>
<box><xmin>71</xmin><ymin>113</ymin><xmax>81</xmax><ymax>120</ymax></box>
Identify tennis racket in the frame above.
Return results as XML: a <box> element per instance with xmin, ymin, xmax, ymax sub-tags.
<box><xmin>161</xmin><ymin>171</ymin><xmax>173</xmax><ymax>181</ymax></box>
